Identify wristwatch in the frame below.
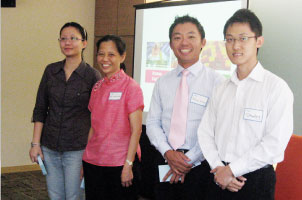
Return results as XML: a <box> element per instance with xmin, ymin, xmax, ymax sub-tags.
<box><xmin>126</xmin><ymin>159</ymin><xmax>133</xmax><ymax>166</ymax></box>
<box><xmin>31</xmin><ymin>142</ymin><xmax>40</xmax><ymax>147</ymax></box>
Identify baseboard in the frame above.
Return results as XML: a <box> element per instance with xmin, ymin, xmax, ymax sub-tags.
<box><xmin>2</xmin><ymin>164</ymin><xmax>41</xmax><ymax>174</ymax></box>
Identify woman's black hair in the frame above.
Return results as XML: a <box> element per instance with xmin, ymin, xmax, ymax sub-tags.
<box><xmin>60</xmin><ymin>22</ymin><xmax>87</xmax><ymax>59</ymax></box>
<box><xmin>96</xmin><ymin>35</ymin><xmax>126</xmax><ymax>71</ymax></box>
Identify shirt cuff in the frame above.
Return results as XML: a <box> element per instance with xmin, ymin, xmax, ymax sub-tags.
<box><xmin>186</xmin><ymin>150</ymin><xmax>203</xmax><ymax>165</ymax></box>
<box><xmin>158</xmin><ymin>142</ymin><xmax>173</xmax><ymax>158</ymax></box>
<box><xmin>229</xmin><ymin>159</ymin><xmax>248</xmax><ymax>177</ymax></box>
<box><xmin>213</xmin><ymin>159</ymin><xmax>225</xmax><ymax>169</ymax></box>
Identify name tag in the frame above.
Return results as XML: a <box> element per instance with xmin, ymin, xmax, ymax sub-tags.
<box><xmin>109</xmin><ymin>92</ymin><xmax>122</xmax><ymax>100</ymax></box>
<box><xmin>244</xmin><ymin>108</ymin><xmax>263</xmax><ymax>122</ymax></box>
<box><xmin>190</xmin><ymin>93</ymin><xmax>208</xmax><ymax>107</ymax></box>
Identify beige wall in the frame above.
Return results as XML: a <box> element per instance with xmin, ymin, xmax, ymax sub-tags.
<box><xmin>1</xmin><ymin>0</ymin><xmax>96</xmax><ymax>167</ymax></box>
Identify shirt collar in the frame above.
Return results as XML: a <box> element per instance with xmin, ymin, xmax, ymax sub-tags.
<box><xmin>103</xmin><ymin>69</ymin><xmax>126</xmax><ymax>83</ymax></box>
<box><xmin>247</xmin><ymin>62</ymin><xmax>265</xmax><ymax>82</ymax></box>
<box><xmin>175</xmin><ymin>60</ymin><xmax>204</xmax><ymax>77</ymax></box>
<box><xmin>74</xmin><ymin>61</ymin><xmax>88</xmax><ymax>78</ymax></box>
<box><xmin>52</xmin><ymin>60</ymin><xmax>87</xmax><ymax>78</ymax></box>
<box><xmin>230</xmin><ymin>62</ymin><xmax>264</xmax><ymax>84</ymax></box>
<box><xmin>52</xmin><ymin>60</ymin><xmax>65</xmax><ymax>74</ymax></box>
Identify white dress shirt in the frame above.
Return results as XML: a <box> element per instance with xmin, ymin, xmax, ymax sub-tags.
<box><xmin>198</xmin><ymin>62</ymin><xmax>294</xmax><ymax>177</ymax></box>
<box><xmin>146</xmin><ymin>60</ymin><xmax>224</xmax><ymax>166</ymax></box>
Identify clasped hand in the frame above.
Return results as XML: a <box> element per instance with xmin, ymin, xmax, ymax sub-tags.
<box><xmin>211</xmin><ymin>165</ymin><xmax>247</xmax><ymax>192</ymax></box>
<box><xmin>162</xmin><ymin>150</ymin><xmax>193</xmax><ymax>184</ymax></box>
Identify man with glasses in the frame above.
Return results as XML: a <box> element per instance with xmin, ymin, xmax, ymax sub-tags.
<box><xmin>197</xmin><ymin>9</ymin><xmax>293</xmax><ymax>200</ymax></box>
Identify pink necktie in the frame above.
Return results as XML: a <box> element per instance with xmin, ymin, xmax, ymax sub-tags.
<box><xmin>169</xmin><ymin>70</ymin><xmax>189</xmax><ymax>150</ymax></box>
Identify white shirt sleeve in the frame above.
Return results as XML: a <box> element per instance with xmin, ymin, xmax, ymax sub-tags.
<box><xmin>146</xmin><ymin>80</ymin><xmax>172</xmax><ymax>157</ymax></box>
<box><xmin>198</xmin><ymin>87</ymin><xmax>224</xmax><ymax>169</ymax></box>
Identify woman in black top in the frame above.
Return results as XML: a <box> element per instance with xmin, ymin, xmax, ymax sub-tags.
<box><xmin>29</xmin><ymin>22</ymin><xmax>100</xmax><ymax>200</ymax></box>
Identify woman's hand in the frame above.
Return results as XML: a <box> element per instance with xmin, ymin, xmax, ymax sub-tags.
<box><xmin>121</xmin><ymin>164</ymin><xmax>133</xmax><ymax>187</ymax></box>
<box><xmin>80</xmin><ymin>166</ymin><xmax>84</xmax><ymax>179</ymax></box>
<box><xmin>30</xmin><ymin>122</ymin><xmax>44</xmax><ymax>163</ymax></box>
<box><xmin>29</xmin><ymin>145</ymin><xmax>43</xmax><ymax>163</ymax></box>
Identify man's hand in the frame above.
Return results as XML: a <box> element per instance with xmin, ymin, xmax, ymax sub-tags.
<box><xmin>164</xmin><ymin>150</ymin><xmax>192</xmax><ymax>175</ymax></box>
<box><xmin>226</xmin><ymin>176</ymin><xmax>247</xmax><ymax>192</ymax></box>
<box><xmin>163</xmin><ymin>169</ymin><xmax>186</xmax><ymax>184</ymax></box>
<box><xmin>211</xmin><ymin>165</ymin><xmax>234</xmax><ymax>190</ymax></box>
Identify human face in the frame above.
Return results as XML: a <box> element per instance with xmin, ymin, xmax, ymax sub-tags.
<box><xmin>225</xmin><ymin>23</ymin><xmax>263</xmax><ymax>70</ymax></box>
<box><xmin>97</xmin><ymin>41</ymin><xmax>126</xmax><ymax>78</ymax></box>
<box><xmin>59</xmin><ymin>26</ymin><xmax>87</xmax><ymax>58</ymax></box>
<box><xmin>170</xmin><ymin>22</ymin><xmax>206</xmax><ymax>68</ymax></box>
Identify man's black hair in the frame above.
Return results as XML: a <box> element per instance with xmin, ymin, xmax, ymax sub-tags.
<box><xmin>223</xmin><ymin>9</ymin><xmax>262</xmax><ymax>38</ymax></box>
<box><xmin>169</xmin><ymin>15</ymin><xmax>205</xmax><ymax>41</ymax></box>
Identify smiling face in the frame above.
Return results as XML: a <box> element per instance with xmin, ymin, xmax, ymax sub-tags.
<box><xmin>97</xmin><ymin>40</ymin><xmax>126</xmax><ymax>78</ymax></box>
<box><xmin>225</xmin><ymin>22</ymin><xmax>263</xmax><ymax>71</ymax></box>
<box><xmin>59</xmin><ymin>26</ymin><xmax>87</xmax><ymax>59</ymax></box>
<box><xmin>170</xmin><ymin>22</ymin><xmax>206</xmax><ymax>69</ymax></box>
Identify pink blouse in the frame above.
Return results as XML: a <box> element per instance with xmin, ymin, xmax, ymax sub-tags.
<box><xmin>83</xmin><ymin>70</ymin><xmax>144</xmax><ymax>166</ymax></box>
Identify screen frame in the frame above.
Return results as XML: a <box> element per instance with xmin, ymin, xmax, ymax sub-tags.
<box><xmin>133</xmin><ymin>0</ymin><xmax>249</xmax><ymax>124</ymax></box>
<box><xmin>134</xmin><ymin>0</ymin><xmax>249</xmax><ymax>10</ymax></box>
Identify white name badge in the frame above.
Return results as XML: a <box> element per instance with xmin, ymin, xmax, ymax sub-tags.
<box><xmin>244</xmin><ymin>108</ymin><xmax>263</xmax><ymax>122</ymax></box>
<box><xmin>109</xmin><ymin>92</ymin><xmax>122</xmax><ymax>100</ymax></box>
<box><xmin>190</xmin><ymin>93</ymin><xmax>208</xmax><ymax>107</ymax></box>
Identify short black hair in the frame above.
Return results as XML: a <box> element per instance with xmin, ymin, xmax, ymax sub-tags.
<box><xmin>169</xmin><ymin>15</ymin><xmax>205</xmax><ymax>41</ymax></box>
<box><xmin>96</xmin><ymin>35</ymin><xmax>126</xmax><ymax>71</ymax></box>
<box><xmin>223</xmin><ymin>9</ymin><xmax>262</xmax><ymax>38</ymax></box>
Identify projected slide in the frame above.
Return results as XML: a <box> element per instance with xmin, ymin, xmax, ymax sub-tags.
<box><xmin>201</xmin><ymin>41</ymin><xmax>232</xmax><ymax>71</ymax></box>
<box><xmin>134</xmin><ymin>0</ymin><xmax>247</xmax><ymax>117</ymax></box>
<box><xmin>146</xmin><ymin>42</ymin><xmax>170</xmax><ymax>68</ymax></box>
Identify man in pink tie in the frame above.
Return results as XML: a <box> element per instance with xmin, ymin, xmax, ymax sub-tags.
<box><xmin>146</xmin><ymin>15</ymin><xmax>224</xmax><ymax>200</ymax></box>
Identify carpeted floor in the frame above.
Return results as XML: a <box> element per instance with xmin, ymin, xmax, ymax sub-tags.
<box><xmin>1</xmin><ymin>170</ymin><xmax>150</xmax><ymax>200</ymax></box>
<box><xmin>1</xmin><ymin>170</ymin><xmax>49</xmax><ymax>200</ymax></box>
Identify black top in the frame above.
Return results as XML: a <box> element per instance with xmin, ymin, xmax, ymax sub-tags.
<box><xmin>32</xmin><ymin>60</ymin><xmax>101</xmax><ymax>152</ymax></box>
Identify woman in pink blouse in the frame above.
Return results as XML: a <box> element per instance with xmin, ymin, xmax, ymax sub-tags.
<box><xmin>82</xmin><ymin>35</ymin><xmax>144</xmax><ymax>200</ymax></box>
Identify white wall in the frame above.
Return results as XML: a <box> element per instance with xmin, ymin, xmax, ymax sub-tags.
<box><xmin>1</xmin><ymin>0</ymin><xmax>96</xmax><ymax>167</ymax></box>
<box><xmin>249</xmin><ymin>0</ymin><xmax>302</xmax><ymax>135</ymax></box>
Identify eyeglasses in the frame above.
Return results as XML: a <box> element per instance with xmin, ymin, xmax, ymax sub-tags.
<box><xmin>58</xmin><ymin>37</ymin><xmax>84</xmax><ymax>42</ymax></box>
<box><xmin>224</xmin><ymin>36</ymin><xmax>257</xmax><ymax>44</ymax></box>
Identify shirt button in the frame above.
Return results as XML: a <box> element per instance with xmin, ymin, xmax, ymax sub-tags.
<box><xmin>77</xmin><ymin>92</ymin><xmax>80</xmax><ymax>96</ymax></box>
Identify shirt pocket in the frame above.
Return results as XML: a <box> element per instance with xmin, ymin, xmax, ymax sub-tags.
<box><xmin>241</xmin><ymin>106</ymin><xmax>267</xmax><ymax>141</ymax></box>
<box><xmin>76</xmin><ymin>85</ymin><xmax>91</xmax><ymax>107</ymax></box>
<box><xmin>106</xmin><ymin>92</ymin><xmax>125</xmax><ymax>125</ymax></box>
<box><xmin>189</xmin><ymin>93</ymin><xmax>208</xmax><ymax>120</ymax></box>
<box><xmin>47</xmin><ymin>79</ymin><xmax>62</xmax><ymax>105</ymax></box>
<box><xmin>65</xmin><ymin>81</ymin><xmax>91</xmax><ymax>107</ymax></box>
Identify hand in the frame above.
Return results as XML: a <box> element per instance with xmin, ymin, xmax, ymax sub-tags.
<box><xmin>121</xmin><ymin>164</ymin><xmax>133</xmax><ymax>187</ymax></box>
<box><xmin>80</xmin><ymin>166</ymin><xmax>84</xmax><ymax>180</ymax></box>
<box><xmin>164</xmin><ymin>150</ymin><xmax>192</xmax><ymax>175</ymax></box>
<box><xmin>211</xmin><ymin>165</ymin><xmax>233</xmax><ymax>190</ymax></box>
<box><xmin>162</xmin><ymin>169</ymin><xmax>186</xmax><ymax>184</ymax></box>
<box><xmin>226</xmin><ymin>176</ymin><xmax>247</xmax><ymax>192</ymax></box>
<box><xmin>29</xmin><ymin>145</ymin><xmax>43</xmax><ymax>163</ymax></box>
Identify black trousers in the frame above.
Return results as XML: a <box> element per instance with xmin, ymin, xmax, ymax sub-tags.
<box><xmin>206</xmin><ymin>165</ymin><xmax>276</xmax><ymax>200</ymax></box>
<box><xmin>82</xmin><ymin>161</ymin><xmax>138</xmax><ymax>200</ymax></box>
<box><xmin>154</xmin><ymin>152</ymin><xmax>211</xmax><ymax>200</ymax></box>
